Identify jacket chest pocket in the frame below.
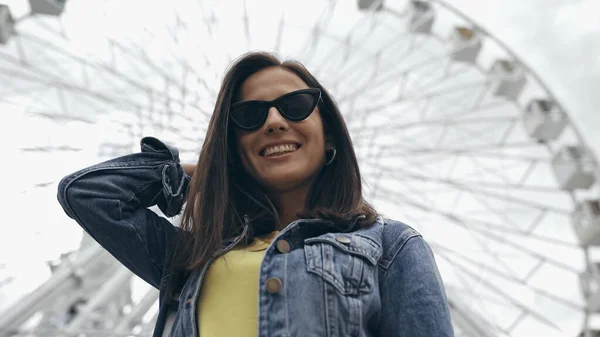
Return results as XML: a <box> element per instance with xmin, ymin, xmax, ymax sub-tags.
<box><xmin>304</xmin><ymin>234</ymin><xmax>381</xmax><ymax>296</ymax></box>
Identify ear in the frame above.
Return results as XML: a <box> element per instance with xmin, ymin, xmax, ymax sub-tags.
<box><xmin>324</xmin><ymin>131</ymin><xmax>334</xmax><ymax>147</ymax></box>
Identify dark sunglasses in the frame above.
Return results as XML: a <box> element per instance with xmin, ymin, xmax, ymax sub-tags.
<box><xmin>229</xmin><ymin>88</ymin><xmax>321</xmax><ymax>131</ymax></box>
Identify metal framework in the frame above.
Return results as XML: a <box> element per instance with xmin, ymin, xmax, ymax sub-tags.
<box><xmin>0</xmin><ymin>0</ymin><xmax>598</xmax><ymax>336</ymax></box>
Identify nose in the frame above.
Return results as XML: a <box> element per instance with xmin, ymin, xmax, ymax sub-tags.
<box><xmin>263</xmin><ymin>106</ymin><xmax>289</xmax><ymax>134</ymax></box>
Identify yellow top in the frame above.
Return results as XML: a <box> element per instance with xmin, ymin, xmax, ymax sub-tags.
<box><xmin>197</xmin><ymin>231</ymin><xmax>279</xmax><ymax>337</ymax></box>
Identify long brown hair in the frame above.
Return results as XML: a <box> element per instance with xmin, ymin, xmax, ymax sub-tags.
<box><xmin>167</xmin><ymin>51</ymin><xmax>377</xmax><ymax>296</ymax></box>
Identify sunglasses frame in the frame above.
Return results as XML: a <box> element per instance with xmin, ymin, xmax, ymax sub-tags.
<box><xmin>229</xmin><ymin>88</ymin><xmax>322</xmax><ymax>131</ymax></box>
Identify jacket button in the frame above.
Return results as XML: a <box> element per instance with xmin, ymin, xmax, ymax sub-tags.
<box><xmin>335</xmin><ymin>236</ymin><xmax>351</xmax><ymax>244</ymax></box>
<box><xmin>266</xmin><ymin>277</ymin><xmax>282</xmax><ymax>294</ymax></box>
<box><xmin>276</xmin><ymin>240</ymin><xmax>290</xmax><ymax>254</ymax></box>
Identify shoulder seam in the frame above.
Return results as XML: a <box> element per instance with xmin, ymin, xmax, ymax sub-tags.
<box><xmin>379</xmin><ymin>231</ymin><xmax>422</xmax><ymax>279</ymax></box>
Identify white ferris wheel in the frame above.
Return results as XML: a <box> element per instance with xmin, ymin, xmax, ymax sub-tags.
<box><xmin>0</xmin><ymin>0</ymin><xmax>598</xmax><ymax>336</ymax></box>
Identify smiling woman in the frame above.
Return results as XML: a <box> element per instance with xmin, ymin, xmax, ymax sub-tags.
<box><xmin>55</xmin><ymin>51</ymin><xmax>454</xmax><ymax>337</ymax></box>
<box><xmin>234</xmin><ymin>68</ymin><xmax>329</xmax><ymax>224</ymax></box>
<box><xmin>0</xmin><ymin>0</ymin><xmax>595</xmax><ymax>336</ymax></box>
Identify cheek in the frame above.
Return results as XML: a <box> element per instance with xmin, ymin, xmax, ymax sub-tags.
<box><xmin>235</xmin><ymin>133</ymin><xmax>254</xmax><ymax>167</ymax></box>
<box><xmin>307</xmin><ymin>115</ymin><xmax>326</xmax><ymax>148</ymax></box>
<box><xmin>309</xmin><ymin>130</ymin><xmax>325</xmax><ymax>150</ymax></box>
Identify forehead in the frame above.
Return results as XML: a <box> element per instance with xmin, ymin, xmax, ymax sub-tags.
<box><xmin>239</xmin><ymin>66</ymin><xmax>309</xmax><ymax>101</ymax></box>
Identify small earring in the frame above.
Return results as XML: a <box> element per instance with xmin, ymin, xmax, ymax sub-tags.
<box><xmin>325</xmin><ymin>146</ymin><xmax>337</xmax><ymax>166</ymax></box>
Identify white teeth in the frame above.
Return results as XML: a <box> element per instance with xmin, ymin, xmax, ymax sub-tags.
<box><xmin>264</xmin><ymin>144</ymin><xmax>298</xmax><ymax>157</ymax></box>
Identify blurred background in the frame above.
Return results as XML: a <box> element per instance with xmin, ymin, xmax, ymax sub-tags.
<box><xmin>0</xmin><ymin>0</ymin><xmax>599</xmax><ymax>336</ymax></box>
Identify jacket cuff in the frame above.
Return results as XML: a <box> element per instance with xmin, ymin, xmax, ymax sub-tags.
<box><xmin>141</xmin><ymin>137</ymin><xmax>190</xmax><ymax>217</ymax></box>
<box><xmin>140</xmin><ymin>136</ymin><xmax>180</xmax><ymax>161</ymax></box>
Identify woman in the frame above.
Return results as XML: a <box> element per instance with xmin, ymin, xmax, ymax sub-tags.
<box><xmin>57</xmin><ymin>51</ymin><xmax>454</xmax><ymax>337</ymax></box>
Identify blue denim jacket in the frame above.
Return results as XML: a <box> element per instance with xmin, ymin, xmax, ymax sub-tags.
<box><xmin>57</xmin><ymin>137</ymin><xmax>454</xmax><ymax>337</ymax></box>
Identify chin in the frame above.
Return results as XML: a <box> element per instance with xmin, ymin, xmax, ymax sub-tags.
<box><xmin>259</xmin><ymin>170</ymin><xmax>317</xmax><ymax>193</ymax></box>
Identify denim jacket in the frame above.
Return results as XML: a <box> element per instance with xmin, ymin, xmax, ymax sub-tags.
<box><xmin>57</xmin><ymin>137</ymin><xmax>454</xmax><ymax>337</ymax></box>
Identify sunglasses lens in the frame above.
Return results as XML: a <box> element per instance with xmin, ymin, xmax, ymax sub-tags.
<box><xmin>280</xmin><ymin>92</ymin><xmax>318</xmax><ymax>121</ymax></box>
<box><xmin>230</xmin><ymin>90</ymin><xmax>319</xmax><ymax>130</ymax></box>
<box><xmin>230</xmin><ymin>102</ymin><xmax>269</xmax><ymax>130</ymax></box>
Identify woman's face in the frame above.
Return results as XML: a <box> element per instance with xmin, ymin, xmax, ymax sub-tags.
<box><xmin>234</xmin><ymin>66</ymin><xmax>326</xmax><ymax>194</ymax></box>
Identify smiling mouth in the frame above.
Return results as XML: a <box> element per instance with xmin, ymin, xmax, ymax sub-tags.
<box><xmin>261</xmin><ymin>143</ymin><xmax>301</xmax><ymax>157</ymax></box>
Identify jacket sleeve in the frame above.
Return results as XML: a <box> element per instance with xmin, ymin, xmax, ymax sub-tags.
<box><xmin>378</xmin><ymin>235</ymin><xmax>455</xmax><ymax>337</ymax></box>
<box><xmin>57</xmin><ymin>137</ymin><xmax>191</xmax><ymax>289</ymax></box>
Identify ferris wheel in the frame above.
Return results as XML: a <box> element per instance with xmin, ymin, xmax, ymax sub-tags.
<box><xmin>0</xmin><ymin>0</ymin><xmax>598</xmax><ymax>336</ymax></box>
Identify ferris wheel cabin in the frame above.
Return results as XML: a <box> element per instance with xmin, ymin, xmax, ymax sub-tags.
<box><xmin>523</xmin><ymin>99</ymin><xmax>568</xmax><ymax>142</ymax></box>
<box><xmin>489</xmin><ymin>59</ymin><xmax>527</xmax><ymax>101</ymax></box>
<box><xmin>551</xmin><ymin>146</ymin><xmax>596</xmax><ymax>190</ymax></box>
<box><xmin>0</xmin><ymin>0</ymin><xmax>67</xmax><ymax>45</ymax></box>
<box><xmin>447</xmin><ymin>26</ymin><xmax>482</xmax><ymax>64</ymax></box>
<box><xmin>572</xmin><ymin>200</ymin><xmax>600</xmax><ymax>247</ymax></box>
<box><xmin>357</xmin><ymin>0</ymin><xmax>384</xmax><ymax>11</ymax></box>
<box><xmin>580</xmin><ymin>258</ymin><xmax>600</xmax><ymax>312</ymax></box>
<box><xmin>0</xmin><ymin>4</ymin><xmax>14</xmax><ymax>45</ymax></box>
<box><xmin>0</xmin><ymin>0</ymin><xmax>598</xmax><ymax>336</ymax></box>
<box><xmin>408</xmin><ymin>0</ymin><xmax>434</xmax><ymax>34</ymax></box>
<box><xmin>29</xmin><ymin>0</ymin><xmax>66</xmax><ymax>16</ymax></box>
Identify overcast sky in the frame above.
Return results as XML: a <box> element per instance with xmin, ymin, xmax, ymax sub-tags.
<box><xmin>0</xmin><ymin>1</ymin><xmax>597</xmax><ymax>336</ymax></box>
<box><xmin>448</xmin><ymin>0</ymin><xmax>600</xmax><ymax>153</ymax></box>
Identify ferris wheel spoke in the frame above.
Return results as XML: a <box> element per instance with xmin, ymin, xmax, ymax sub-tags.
<box><xmin>361</xmin><ymin>130</ymin><xmax>526</xmax><ymax>168</ymax></box>
<box><xmin>108</xmin><ymin>40</ymin><xmax>193</xmax><ymax>92</ymax></box>
<box><xmin>381</xmin><ymin>171</ymin><xmax>566</xmax><ymax>216</ymax></box>
<box><xmin>388</xmin><ymin>173</ymin><xmax>563</xmax><ymax>195</ymax></box>
<box><xmin>351</xmin><ymin>115</ymin><xmax>518</xmax><ymax>138</ymax></box>
<box><xmin>376</xmin><ymin>174</ymin><xmax>576</xmax><ymax>247</ymax></box>
<box><xmin>458</xmin><ymin>213</ymin><xmax>575</xmax><ymax>248</ymax></box>
<box><xmin>371</xmin><ymin>145</ymin><xmax>546</xmax><ymax>164</ymax></box>
<box><xmin>361</xmin><ymin>143</ymin><xmax>547</xmax><ymax>191</ymax></box>
<box><xmin>12</xmin><ymin>37</ymin><xmax>176</xmax><ymax>116</ymax></box>
<box><xmin>0</xmin><ymin>72</ymin><xmax>67</xmax><ymax>109</ymax></box>
<box><xmin>372</xmin><ymin>169</ymin><xmax>437</xmax><ymax>207</ymax></box>
<box><xmin>424</xmin><ymin>87</ymin><xmax>508</xmax><ymax>123</ymax></box>
<box><xmin>338</xmin><ymin>25</ymin><xmax>494</xmax><ymax>102</ymax></box>
<box><xmin>395</xmin><ymin>60</ymin><xmax>474</xmax><ymax>100</ymax></box>
<box><xmin>0</xmin><ymin>59</ymin><xmax>132</xmax><ymax>118</ymax></box>
<box><xmin>463</xmin><ymin>155</ymin><xmax>532</xmax><ymax>187</ymax></box>
<box><xmin>379</xmin><ymin>141</ymin><xmax>545</xmax><ymax>155</ymax></box>
<box><xmin>273</xmin><ymin>13</ymin><xmax>285</xmax><ymax>53</ymax></box>
<box><xmin>435</xmin><ymin>245</ymin><xmax>582</xmax><ymax>312</ymax></box>
<box><xmin>453</xmin><ymin>184</ymin><xmax>545</xmax><ymax>235</ymax></box>
<box><xmin>99</xmin><ymin>53</ymin><xmax>213</xmax><ymax>118</ymax></box>
<box><xmin>441</xmin><ymin>258</ymin><xmax>507</xmax><ymax>335</ymax></box>
<box><xmin>196</xmin><ymin>0</ymin><xmax>217</xmax><ymax>37</ymax></box>
<box><xmin>0</xmin><ymin>46</ymin><xmax>55</xmax><ymax>87</ymax></box>
<box><xmin>327</xmin><ymin>32</ymin><xmax>417</xmax><ymax>91</ymax></box>
<box><xmin>29</xmin><ymin>14</ymin><xmax>68</xmax><ymax>40</ymax></box>
<box><xmin>320</xmin><ymin>29</ymin><xmax>413</xmax><ymax>85</ymax></box>
<box><xmin>344</xmin><ymin>88</ymin><xmax>500</xmax><ymax>130</ymax></box>
<box><xmin>336</xmin><ymin>53</ymin><xmax>452</xmax><ymax>103</ymax></box>
<box><xmin>335</xmin><ymin>24</ymin><xmax>461</xmax><ymax>98</ymax></box>
<box><xmin>434</xmin><ymin>249</ymin><xmax>563</xmax><ymax>332</ymax></box>
<box><xmin>383</xmin><ymin>165</ymin><xmax>569</xmax><ymax>214</ymax></box>
<box><xmin>379</xmin><ymin>187</ymin><xmax>579</xmax><ymax>273</ymax></box>
<box><xmin>448</xmin><ymin>286</ymin><xmax>529</xmax><ymax>315</ymax></box>
<box><xmin>424</xmin><ymin>201</ymin><xmax>528</xmax><ymax>287</ymax></box>
<box><xmin>327</xmin><ymin>34</ymin><xmax>422</xmax><ymax>95</ymax></box>
<box><xmin>0</xmin><ymin>1</ymin><xmax>591</xmax><ymax>335</ymax></box>
<box><xmin>436</xmin><ymin>112</ymin><xmax>517</xmax><ymax>148</ymax></box>
<box><xmin>349</xmin><ymin>98</ymin><xmax>515</xmax><ymax>136</ymax></box>
<box><xmin>19</xmin><ymin>33</ymin><xmax>214</xmax><ymax>119</ymax></box>
<box><xmin>294</xmin><ymin>3</ymin><xmax>336</xmax><ymax>64</ymax></box>
<box><xmin>241</xmin><ymin>0</ymin><xmax>251</xmax><ymax>50</ymax></box>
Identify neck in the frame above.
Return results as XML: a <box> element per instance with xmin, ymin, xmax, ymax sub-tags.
<box><xmin>272</xmin><ymin>186</ymin><xmax>309</xmax><ymax>230</ymax></box>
